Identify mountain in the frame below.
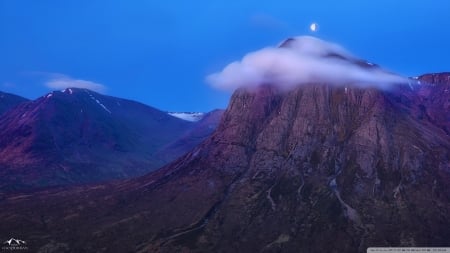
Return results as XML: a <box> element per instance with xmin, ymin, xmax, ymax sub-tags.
<box><xmin>0</xmin><ymin>91</ymin><xmax>28</xmax><ymax>115</ymax></box>
<box><xmin>156</xmin><ymin>109</ymin><xmax>224</xmax><ymax>162</ymax></box>
<box><xmin>0</xmin><ymin>88</ymin><xmax>220</xmax><ymax>191</ymax></box>
<box><xmin>0</xmin><ymin>72</ymin><xmax>448</xmax><ymax>252</ymax></box>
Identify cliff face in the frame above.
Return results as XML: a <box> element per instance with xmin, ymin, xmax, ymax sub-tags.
<box><xmin>170</xmin><ymin>78</ymin><xmax>449</xmax><ymax>252</ymax></box>
<box><xmin>413</xmin><ymin>73</ymin><xmax>450</xmax><ymax>135</ymax></box>
<box><xmin>0</xmin><ymin>75</ymin><xmax>449</xmax><ymax>253</ymax></box>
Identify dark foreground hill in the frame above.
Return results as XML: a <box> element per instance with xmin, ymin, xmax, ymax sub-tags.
<box><xmin>0</xmin><ymin>73</ymin><xmax>448</xmax><ymax>252</ymax></box>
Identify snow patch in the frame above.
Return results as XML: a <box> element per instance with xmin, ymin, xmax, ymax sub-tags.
<box><xmin>62</xmin><ymin>88</ymin><xmax>73</xmax><ymax>94</ymax></box>
<box><xmin>86</xmin><ymin>91</ymin><xmax>111</xmax><ymax>114</ymax></box>
<box><xmin>168</xmin><ymin>112</ymin><xmax>204</xmax><ymax>122</ymax></box>
<box><xmin>94</xmin><ymin>98</ymin><xmax>111</xmax><ymax>114</ymax></box>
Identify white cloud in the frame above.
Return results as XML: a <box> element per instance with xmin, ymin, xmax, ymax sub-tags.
<box><xmin>45</xmin><ymin>74</ymin><xmax>106</xmax><ymax>93</ymax></box>
<box><xmin>206</xmin><ymin>36</ymin><xmax>407</xmax><ymax>91</ymax></box>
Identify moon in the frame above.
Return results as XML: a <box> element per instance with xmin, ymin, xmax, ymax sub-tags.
<box><xmin>310</xmin><ymin>23</ymin><xmax>318</xmax><ymax>32</ymax></box>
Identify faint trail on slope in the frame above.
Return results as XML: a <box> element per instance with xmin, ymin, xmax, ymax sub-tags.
<box><xmin>266</xmin><ymin>184</ymin><xmax>277</xmax><ymax>211</ymax></box>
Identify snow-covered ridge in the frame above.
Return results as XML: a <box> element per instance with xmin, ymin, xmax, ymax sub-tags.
<box><xmin>168</xmin><ymin>112</ymin><xmax>204</xmax><ymax>122</ymax></box>
<box><xmin>44</xmin><ymin>88</ymin><xmax>72</xmax><ymax>99</ymax></box>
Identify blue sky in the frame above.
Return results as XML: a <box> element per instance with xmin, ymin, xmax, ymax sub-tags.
<box><xmin>1</xmin><ymin>0</ymin><xmax>449</xmax><ymax>112</ymax></box>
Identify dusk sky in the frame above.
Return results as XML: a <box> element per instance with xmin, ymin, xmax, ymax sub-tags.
<box><xmin>1</xmin><ymin>0</ymin><xmax>450</xmax><ymax>112</ymax></box>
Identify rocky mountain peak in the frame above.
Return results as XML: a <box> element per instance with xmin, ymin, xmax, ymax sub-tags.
<box><xmin>418</xmin><ymin>72</ymin><xmax>450</xmax><ymax>85</ymax></box>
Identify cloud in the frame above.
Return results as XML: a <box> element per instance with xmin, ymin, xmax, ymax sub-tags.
<box><xmin>44</xmin><ymin>74</ymin><xmax>106</xmax><ymax>93</ymax></box>
<box><xmin>206</xmin><ymin>36</ymin><xmax>408</xmax><ymax>91</ymax></box>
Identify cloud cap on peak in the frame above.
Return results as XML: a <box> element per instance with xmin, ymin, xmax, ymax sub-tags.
<box><xmin>44</xmin><ymin>74</ymin><xmax>107</xmax><ymax>93</ymax></box>
<box><xmin>279</xmin><ymin>36</ymin><xmax>355</xmax><ymax>59</ymax></box>
<box><xmin>207</xmin><ymin>36</ymin><xmax>407</xmax><ymax>91</ymax></box>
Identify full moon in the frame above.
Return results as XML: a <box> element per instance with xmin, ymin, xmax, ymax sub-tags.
<box><xmin>310</xmin><ymin>23</ymin><xmax>318</xmax><ymax>32</ymax></box>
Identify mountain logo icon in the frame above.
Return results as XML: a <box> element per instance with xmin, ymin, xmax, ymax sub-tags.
<box><xmin>2</xmin><ymin>238</ymin><xmax>28</xmax><ymax>250</ymax></box>
<box><xmin>3</xmin><ymin>238</ymin><xmax>26</xmax><ymax>246</ymax></box>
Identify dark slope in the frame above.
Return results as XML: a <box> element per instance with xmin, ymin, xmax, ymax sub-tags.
<box><xmin>0</xmin><ymin>88</ymin><xmax>204</xmax><ymax>190</ymax></box>
<box><xmin>0</xmin><ymin>91</ymin><xmax>28</xmax><ymax>115</ymax></box>
<box><xmin>0</xmin><ymin>74</ymin><xmax>449</xmax><ymax>252</ymax></box>
<box><xmin>156</xmin><ymin>109</ymin><xmax>224</xmax><ymax>162</ymax></box>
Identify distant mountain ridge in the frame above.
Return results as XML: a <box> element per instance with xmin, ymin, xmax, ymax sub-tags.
<box><xmin>0</xmin><ymin>91</ymin><xmax>28</xmax><ymax>115</ymax></box>
<box><xmin>0</xmin><ymin>88</ymin><xmax>222</xmax><ymax>191</ymax></box>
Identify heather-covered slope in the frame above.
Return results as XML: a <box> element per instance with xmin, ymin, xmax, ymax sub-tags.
<box><xmin>0</xmin><ymin>88</ymin><xmax>221</xmax><ymax>190</ymax></box>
